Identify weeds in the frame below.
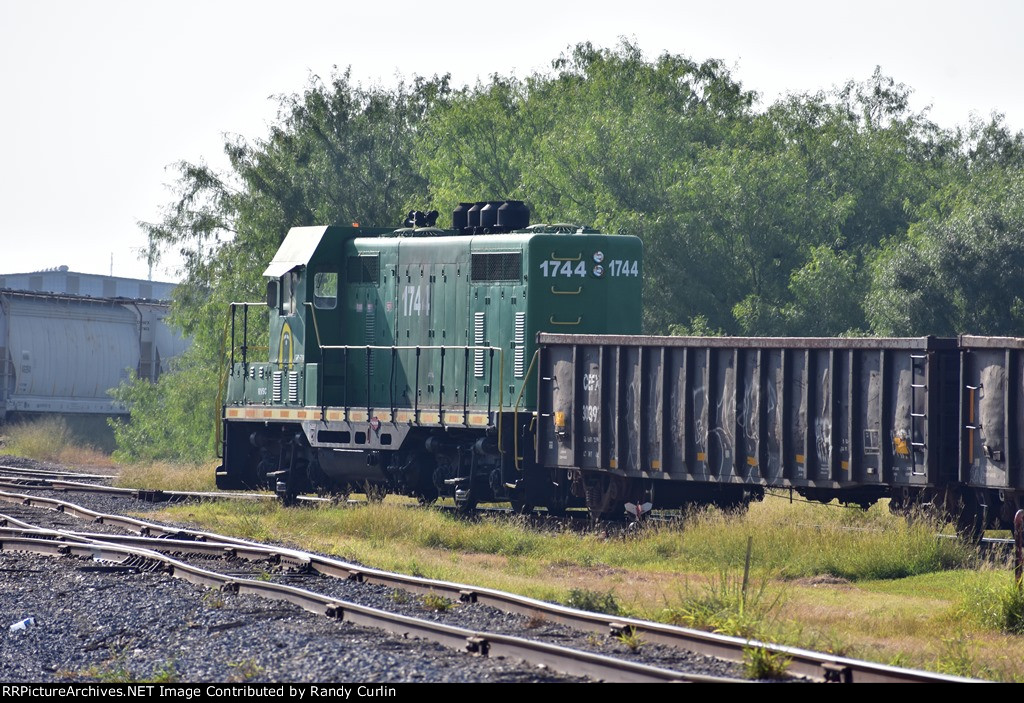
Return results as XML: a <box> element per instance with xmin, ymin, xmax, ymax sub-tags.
<box><xmin>934</xmin><ymin>635</ymin><xmax>980</xmax><ymax>677</ymax></box>
<box><xmin>227</xmin><ymin>659</ymin><xmax>265</xmax><ymax>682</ymax></box>
<box><xmin>4</xmin><ymin>416</ymin><xmax>111</xmax><ymax>465</ymax></box>
<box><xmin>114</xmin><ymin>460</ymin><xmax>217</xmax><ymax>492</ymax></box>
<box><xmin>957</xmin><ymin>574</ymin><xmax>1024</xmax><ymax>634</ymax></box>
<box><xmin>421</xmin><ymin>593</ymin><xmax>453</xmax><ymax>612</ymax></box>
<box><xmin>659</xmin><ymin>570</ymin><xmax>784</xmax><ymax>639</ymax></box>
<box><xmin>565</xmin><ymin>588</ymin><xmax>620</xmax><ymax>616</ymax></box>
<box><xmin>525</xmin><ymin>613</ymin><xmax>547</xmax><ymax>629</ymax></box>
<box><xmin>614</xmin><ymin>627</ymin><xmax>644</xmax><ymax>651</ymax></box>
<box><xmin>78</xmin><ymin>649</ymin><xmax>178</xmax><ymax>683</ymax></box>
<box><xmin>154</xmin><ymin>495</ymin><xmax>974</xmax><ymax>585</ymax></box>
<box><xmin>202</xmin><ymin>591</ymin><xmax>226</xmax><ymax>609</ymax></box>
<box><xmin>743</xmin><ymin>646</ymin><xmax>790</xmax><ymax>680</ymax></box>
<box><xmin>145</xmin><ymin>495</ymin><xmax>1017</xmax><ymax>679</ymax></box>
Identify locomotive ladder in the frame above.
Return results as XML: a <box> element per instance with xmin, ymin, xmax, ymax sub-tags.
<box><xmin>909</xmin><ymin>353</ymin><xmax>927</xmax><ymax>476</ymax></box>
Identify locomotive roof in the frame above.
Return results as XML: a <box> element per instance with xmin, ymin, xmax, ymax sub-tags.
<box><xmin>263</xmin><ymin>225</ymin><xmax>389</xmax><ymax>278</ymax></box>
<box><xmin>264</xmin><ymin>226</ymin><xmax>326</xmax><ymax>278</ymax></box>
<box><xmin>264</xmin><ymin>224</ymin><xmax>636</xmax><ymax>278</ymax></box>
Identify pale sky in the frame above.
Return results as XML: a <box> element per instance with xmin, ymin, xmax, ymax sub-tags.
<box><xmin>2</xmin><ymin>0</ymin><xmax>1021</xmax><ymax>282</ymax></box>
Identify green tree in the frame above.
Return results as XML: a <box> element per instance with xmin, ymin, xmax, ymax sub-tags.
<box><xmin>117</xmin><ymin>70</ymin><xmax>448</xmax><ymax>460</ymax></box>
<box><xmin>867</xmin><ymin>167</ymin><xmax>1024</xmax><ymax>336</ymax></box>
<box><xmin>117</xmin><ymin>44</ymin><xmax>1024</xmax><ymax>461</ymax></box>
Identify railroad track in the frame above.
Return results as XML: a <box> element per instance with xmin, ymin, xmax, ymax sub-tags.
<box><xmin>0</xmin><ymin>465</ymin><xmax>332</xmax><ymax>505</ymax></box>
<box><xmin>2</xmin><ymin>468</ymin><xmax>1014</xmax><ymax>553</ymax></box>
<box><xmin>0</xmin><ymin>464</ymin><xmax>120</xmax><ymax>481</ymax></box>
<box><xmin>0</xmin><ymin>508</ymin><xmax>743</xmax><ymax>683</ymax></box>
<box><xmin>0</xmin><ymin>488</ymin><xmax>978</xmax><ymax>683</ymax></box>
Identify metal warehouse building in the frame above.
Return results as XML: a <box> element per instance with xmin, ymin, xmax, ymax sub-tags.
<box><xmin>0</xmin><ymin>268</ymin><xmax>189</xmax><ymax>420</ymax></box>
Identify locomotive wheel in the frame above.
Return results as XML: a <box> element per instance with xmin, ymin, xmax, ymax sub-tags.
<box><xmin>454</xmin><ymin>491</ymin><xmax>478</xmax><ymax>515</ymax></box>
<box><xmin>509</xmin><ymin>499</ymin><xmax>534</xmax><ymax>515</ymax></box>
<box><xmin>544</xmin><ymin>501</ymin><xmax>567</xmax><ymax>517</ymax></box>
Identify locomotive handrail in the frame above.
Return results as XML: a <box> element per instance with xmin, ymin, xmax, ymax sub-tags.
<box><xmin>304</xmin><ymin>302</ymin><xmax>506</xmax><ymax>425</ymax></box>
<box><xmin>227</xmin><ymin>302</ymin><xmax>268</xmax><ymax>367</ymax></box>
<box><xmin>219</xmin><ymin>302</ymin><xmax>271</xmax><ymax>455</ymax></box>
<box><xmin>512</xmin><ymin>349</ymin><xmax>541</xmax><ymax>471</ymax></box>
<box><xmin>314</xmin><ymin>344</ymin><xmax>498</xmax><ymax>350</ymax></box>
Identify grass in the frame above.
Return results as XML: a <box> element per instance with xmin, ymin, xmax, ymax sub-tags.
<box><xmin>227</xmin><ymin>658</ymin><xmax>265</xmax><ymax>682</ymax></box>
<box><xmin>140</xmin><ymin>494</ymin><xmax>1024</xmax><ymax>680</ymax></box>
<box><xmin>565</xmin><ymin>588</ymin><xmax>620</xmax><ymax>615</ymax></box>
<box><xmin>71</xmin><ymin>650</ymin><xmax>179</xmax><ymax>683</ymax></box>
<box><xmin>956</xmin><ymin>572</ymin><xmax>1024</xmax><ymax>635</ymax></box>
<box><xmin>657</xmin><ymin>570</ymin><xmax>784</xmax><ymax>638</ymax></box>
<box><xmin>2</xmin><ymin>416</ymin><xmax>113</xmax><ymax>467</ymax></box>
<box><xmin>421</xmin><ymin>592</ymin><xmax>454</xmax><ymax>612</ymax></box>
<box><xmin>2</xmin><ymin>438</ymin><xmax>1004</xmax><ymax>680</ymax></box>
<box><xmin>0</xmin><ymin>416</ymin><xmax>218</xmax><ymax>491</ymax></box>
<box><xmin>614</xmin><ymin>627</ymin><xmax>644</xmax><ymax>651</ymax></box>
<box><xmin>113</xmin><ymin>460</ymin><xmax>217</xmax><ymax>492</ymax></box>
<box><xmin>150</xmin><ymin>494</ymin><xmax>973</xmax><ymax>585</ymax></box>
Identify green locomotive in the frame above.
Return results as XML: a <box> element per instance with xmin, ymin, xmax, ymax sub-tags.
<box><xmin>218</xmin><ymin>202</ymin><xmax>643</xmax><ymax>511</ymax></box>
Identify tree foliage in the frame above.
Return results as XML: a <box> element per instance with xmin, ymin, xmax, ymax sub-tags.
<box><xmin>867</xmin><ymin>167</ymin><xmax>1024</xmax><ymax>335</ymax></box>
<box><xmin>119</xmin><ymin>71</ymin><xmax>448</xmax><ymax>459</ymax></box>
<box><xmin>119</xmin><ymin>43</ymin><xmax>1024</xmax><ymax>461</ymax></box>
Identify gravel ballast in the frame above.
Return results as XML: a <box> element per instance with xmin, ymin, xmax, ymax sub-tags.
<box><xmin>0</xmin><ymin>456</ymin><xmax>750</xmax><ymax>683</ymax></box>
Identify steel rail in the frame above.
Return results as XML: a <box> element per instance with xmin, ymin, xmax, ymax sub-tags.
<box><xmin>16</xmin><ymin>474</ymin><xmax>1008</xmax><ymax>551</ymax></box>
<box><xmin>0</xmin><ymin>477</ymin><xmax>338</xmax><ymax>505</ymax></box>
<box><xmin>0</xmin><ymin>489</ymin><xmax>980</xmax><ymax>683</ymax></box>
<box><xmin>0</xmin><ymin>519</ymin><xmax>740</xmax><ymax>684</ymax></box>
<box><xmin>0</xmin><ymin>526</ymin><xmax>311</xmax><ymax>568</ymax></box>
<box><xmin>0</xmin><ymin>465</ymin><xmax>117</xmax><ymax>480</ymax></box>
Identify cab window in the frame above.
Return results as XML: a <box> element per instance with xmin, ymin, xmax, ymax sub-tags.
<box><xmin>281</xmin><ymin>270</ymin><xmax>299</xmax><ymax>315</ymax></box>
<box><xmin>314</xmin><ymin>272</ymin><xmax>338</xmax><ymax>309</ymax></box>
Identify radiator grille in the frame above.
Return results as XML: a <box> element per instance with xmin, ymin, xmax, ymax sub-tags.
<box><xmin>471</xmin><ymin>252</ymin><xmax>521</xmax><ymax>282</ymax></box>
<box><xmin>347</xmin><ymin>254</ymin><xmax>380</xmax><ymax>284</ymax></box>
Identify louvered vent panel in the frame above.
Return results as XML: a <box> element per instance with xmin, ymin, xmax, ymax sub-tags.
<box><xmin>288</xmin><ymin>372</ymin><xmax>299</xmax><ymax>404</ymax></box>
<box><xmin>365</xmin><ymin>306</ymin><xmax>376</xmax><ymax>376</ymax></box>
<box><xmin>272</xmin><ymin>371</ymin><xmax>282</xmax><ymax>404</ymax></box>
<box><xmin>514</xmin><ymin>312</ymin><xmax>526</xmax><ymax>378</ymax></box>
<box><xmin>474</xmin><ymin>312</ymin><xmax>486</xmax><ymax>378</ymax></box>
